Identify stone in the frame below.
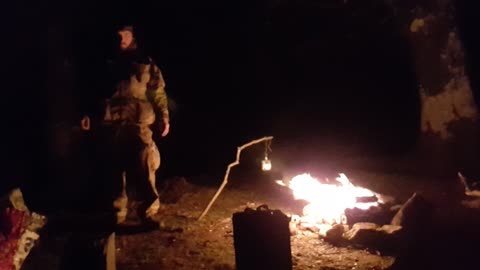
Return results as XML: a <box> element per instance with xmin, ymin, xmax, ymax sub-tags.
<box><xmin>380</xmin><ymin>225</ymin><xmax>402</xmax><ymax>234</ymax></box>
<box><xmin>325</xmin><ymin>224</ymin><xmax>348</xmax><ymax>245</ymax></box>
<box><xmin>343</xmin><ymin>222</ymin><xmax>403</xmax><ymax>251</ymax></box>
<box><xmin>391</xmin><ymin>193</ymin><xmax>433</xmax><ymax>231</ymax></box>
<box><xmin>461</xmin><ymin>198</ymin><xmax>480</xmax><ymax>209</ymax></box>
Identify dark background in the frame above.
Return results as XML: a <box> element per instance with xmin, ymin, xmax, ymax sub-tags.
<box><xmin>3</xmin><ymin>0</ymin><xmax>480</xmax><ymax>194</ymax></box>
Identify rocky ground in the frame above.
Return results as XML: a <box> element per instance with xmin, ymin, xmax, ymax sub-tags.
<box><xmin>20</xmin><ymin>165</ymin><xmax>480</xmax><ymax>270</ymax></box>
<box><xmin>113</xmin><ymin>179</ymin><xmax>396</xmax><ymax>270</ymax></box>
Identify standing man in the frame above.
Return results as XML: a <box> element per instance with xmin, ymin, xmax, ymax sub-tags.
<box><xmin>81</xmin><ymin>25</ymin><xmax>170</xmax><ymax>225</ymax></box>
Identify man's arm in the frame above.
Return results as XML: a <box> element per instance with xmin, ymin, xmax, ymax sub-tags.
<box><xmin>147</xmin><ymin>63</ymin><xmax>170</xmax><ymax>136</ymax></box>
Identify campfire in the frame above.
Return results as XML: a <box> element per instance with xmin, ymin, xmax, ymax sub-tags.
<box><xmin>276</xmin><ymin>173</ymin><xmax>382</xmax><ymax>235</ymax></box>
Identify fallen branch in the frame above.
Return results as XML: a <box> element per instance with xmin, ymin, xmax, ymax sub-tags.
<box><xmin>198</xmin><ymin>136</ymin><xmax>274</xmax><ymax>220</ymax></box>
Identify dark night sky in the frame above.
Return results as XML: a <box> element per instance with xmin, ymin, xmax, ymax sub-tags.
<box><xmin>3</xmin><ymin>0</ymin><xmax>480</xmax><ymax>190</ymax></box>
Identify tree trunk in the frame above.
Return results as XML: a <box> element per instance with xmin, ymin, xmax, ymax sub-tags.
<box><xmin>391</xmin><ymin>0</ymin><xmax>479</xmax><ymax>176</ymax></box>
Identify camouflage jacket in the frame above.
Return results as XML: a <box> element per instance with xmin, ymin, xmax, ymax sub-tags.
<box><xmin>108</xmin><ymin>51</ymin><xmax>169</xmax><ymax>123</ymax></box>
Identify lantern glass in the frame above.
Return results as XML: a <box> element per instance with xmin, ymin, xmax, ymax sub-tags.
<box><xmin>261</xmin><ymin>158</ymin><xmax>272</xmax><ymax>171</ymax></box>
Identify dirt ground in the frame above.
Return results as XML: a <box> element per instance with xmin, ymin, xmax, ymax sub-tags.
<box><xmin>114</xmin><ymin>179</ymin><xmax>396</xmax><ymax>270</ymax></box>
<box><xmin>21</xmin><ymin>165</ymin><xmax>480</xmax><ymax>270</ymax></box>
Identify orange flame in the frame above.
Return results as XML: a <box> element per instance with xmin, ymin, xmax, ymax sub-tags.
<box><xmin>279</xmin><ymin>173</ymin><xmax>377</xmax><ymax>226</ymax></box>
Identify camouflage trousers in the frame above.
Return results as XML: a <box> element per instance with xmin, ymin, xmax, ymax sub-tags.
<box><xmin>102</xmin><ymin>97</ymin><xmax>161</xmax><ymax>224</ymax></box>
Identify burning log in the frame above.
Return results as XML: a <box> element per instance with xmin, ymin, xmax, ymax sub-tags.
<box><xmin>355</xmin><ymin>195</ymin><xmax>378</xmax><ymax>204</ymax></box>
<box><xmin>278</xmin><ymin>172</ymin><xmax>427</xmax><ymax>254</ymax></box>
<box><xmin>344</xmin><ymin>204</ymin><xmax>400</xmax><ymax>226</ymax></box>
<box><xmin>278</xmin><ymin>173</ymin><xmax>379</xmax><ymax>227</ymax></box>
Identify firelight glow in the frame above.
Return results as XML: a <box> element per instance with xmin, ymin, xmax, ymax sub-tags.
<box><xmin>280</xmin><ymin>173</ymin><xmax>377</xmax><ymax>225</ymax></box>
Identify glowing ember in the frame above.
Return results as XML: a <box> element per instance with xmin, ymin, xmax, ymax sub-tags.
<box><xmin>278</xmin><ymin>173</ymin><xmax>378</xmax><ymax>227</ymax></box>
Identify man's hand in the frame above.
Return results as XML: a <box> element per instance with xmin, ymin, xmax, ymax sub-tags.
<box><xmin>161</xmin><ymin>118</ymin><xmax>170</xmax><ymax>137</ymax></box>
<box><xmin>81</xmin><ymin>116</ymin><xmax>90</xmax><ymax>131</ymax></box>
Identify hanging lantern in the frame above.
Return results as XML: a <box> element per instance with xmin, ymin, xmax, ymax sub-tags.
<box><xmin>261</xmin><ymin>139</ymin><xmax>272</xmax><ymax>171</ymax></box>
<box><xmin>262</xmin><ymin>157</ymin><xmax>272</xmax><ymax>171</ymax></box>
